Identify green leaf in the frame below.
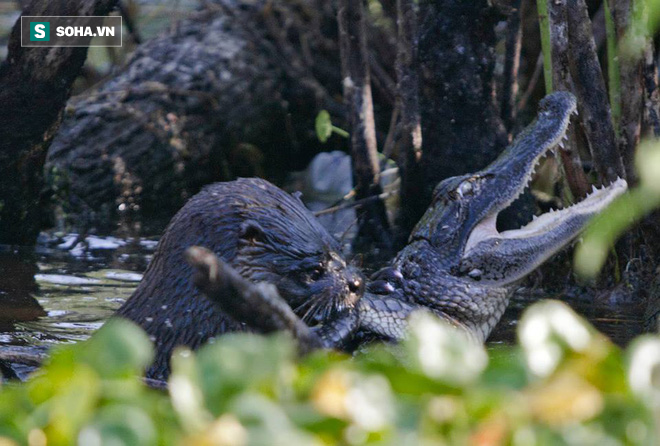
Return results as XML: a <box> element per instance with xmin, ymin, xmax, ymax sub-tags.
<box><xmin>79</xmin><ymin>318</ymin><xmax>154</xmax><ymax>377</ymax></box>
<box><xmin>315</xmin><ymin>110</ymin><xmax>333</xmax><ymax>143</ymax></box>
<box><xmin>81</xmin><ymin>404</ymin><xmax>157</xmax><ymax>446</ymax></box>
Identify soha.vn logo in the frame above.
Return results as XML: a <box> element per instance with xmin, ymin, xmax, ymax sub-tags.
<box><xmin>30</xmin><ymin>22</ymin><xmax>50</xmax><ymax>41</ymax></box>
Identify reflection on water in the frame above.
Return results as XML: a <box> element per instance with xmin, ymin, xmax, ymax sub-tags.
<box><xmin>0</xmin><ymin>231</ymin><xmax>646</xmax><ymax>367</ymax></box>
<box><xmin>0</xmin><ymin>248</ymin><xmax>45</xmax><ymax>332</ymax></box>
<box><xmin>488</xmin><ymin>284</ymin><xmax>646</xmax><ymax>347</ymax></box>
<box><xmin>0</xmin><ymin>232</ymin><xmax>156</xmax><ymax>348</ymax></box>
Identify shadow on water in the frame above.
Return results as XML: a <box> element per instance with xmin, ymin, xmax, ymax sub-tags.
<box><xmin>0</xmin><ymin>233</ymin><xmax>157</xmax><ymax>351</ymax></box>
<box><xmin>0</xmin><ymin>248</ymin><xmax>46</xmax><ymax>331</ymax></box>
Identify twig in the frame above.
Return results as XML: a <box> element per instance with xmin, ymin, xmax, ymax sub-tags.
<box><xmin>501</xmin><ymin>0</ymin><xmax>522</xmax><ymax>134</ymax></box>
<box><xmin>313</xmin><ymin>190</ymin><xmax>397</xmax><ymax>217</ymax></box>
<box><xmin>381</xmin><ymin>103</ymin><xmax>399</xmax><ymax>159</ymax></box>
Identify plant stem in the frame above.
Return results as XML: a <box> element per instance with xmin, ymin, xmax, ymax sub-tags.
<box><xmin>331</xmin><ymin>125</ymin><xmax>349</xmax><ymax>138</ymax></box>
<box><xmin>604</xmin><ymin>0</ymin><xmax>621</xmax><ymax>135</ymax></box>
<box><xmin>537</xmin><ymin>0</ymin><xmax>553</xmax><ymax>92</ymax></box>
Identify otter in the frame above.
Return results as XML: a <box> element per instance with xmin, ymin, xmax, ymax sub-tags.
<box><xmin>116</xmin><ymin>178</ymin><xmax>364</xmax><ymax>379</ymax></box>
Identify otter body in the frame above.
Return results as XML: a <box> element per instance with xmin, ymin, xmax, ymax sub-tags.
<box><xmin>116</xmin><ymin>178</ymin><xmax>363</xmax><ymax>379</ymax></box>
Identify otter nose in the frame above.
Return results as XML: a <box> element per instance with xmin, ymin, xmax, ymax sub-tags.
<box><xmin>347</xmin><ymin>272</ymin><xmax>364</xmax><ymax>296</ymax></box>
<box><xmin>349</xmin><ymin>277</ymin><xmax>362</xmax><ymax>293</ymax></box>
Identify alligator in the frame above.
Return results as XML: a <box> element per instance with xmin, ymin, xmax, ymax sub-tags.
<box><xmin>355</xmin><ymin>91</ymin><xmax>626</xmax><ymax>342</ymax></box>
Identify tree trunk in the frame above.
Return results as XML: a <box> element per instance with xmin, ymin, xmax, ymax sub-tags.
<box><xmin>396</xmin><ymin>0</ymin><xmax>424</xmax><ymax>237</ymax></box>
<box><xmin>547</xmin><ymin>0</ymin><xmax>591</xmax><ymax>200</ymax></box>
<box><xmin>613</xmin><ymin>0</ymin><xmax>644</xmax><ymax>184</ymax></box>
<box><xmin>413</xmin><ymin>0</ymin><xmax>508</xmax><ymax>225</ymax></box>
<box><xmin>0</xmin><ymin>0</ymin><xmax>118</xmax><ymax>246</ymax></box>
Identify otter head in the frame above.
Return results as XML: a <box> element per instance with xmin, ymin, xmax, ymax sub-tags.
<box><xmin>224</xmin><ymin>181</ymin><xmax>365</xmax><ymax>326</ymax></box>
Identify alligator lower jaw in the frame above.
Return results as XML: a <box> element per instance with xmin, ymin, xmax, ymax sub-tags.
<box><xmin>465</xmin><ymin>177</ymin><xmax>627</xmax><ymax>251</ymax></box>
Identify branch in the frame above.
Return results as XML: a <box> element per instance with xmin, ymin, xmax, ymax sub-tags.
<box><xmin>567</xmin><ymin>0</ymin><xmax>626</xmax><ymax>183</ymax></box>
<box><xmin>548</xmin><ymin>0</ymin><xmax>590</xmax><ymax>199</ymax></box>
<box><xmin>338</xmin><ymin>0</ymin><xmax>393</xmax><ymax>251</ymax></box>
<box><xmin>185</xmin><ymin>246</ymin><xmax>324</xmax><ymax>355</ymax></box>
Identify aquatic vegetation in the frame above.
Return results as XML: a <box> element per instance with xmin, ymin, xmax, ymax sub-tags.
<box><xmin>0</xmin><ymin>301</ymin><xmax>657</xmax><ymax>445</ymax></box>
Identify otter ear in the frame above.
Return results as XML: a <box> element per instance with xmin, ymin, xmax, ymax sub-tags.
<box><xmin>292</xmin><ymin>190</ymin><xmax>305</xmax><ymax>205</ymax></box>
<box><xmin>239</xmin><ymin>220</ymin><xmax>265</xmax><ymax>244</ymax></box>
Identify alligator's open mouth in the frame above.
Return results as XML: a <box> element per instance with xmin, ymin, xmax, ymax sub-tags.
<box><xmin>463</xmin><ymin>177</ymin><xmax>627</xmax><ymax>254</ymax></box>
<box><xmin>460</xmin><ymin>91</ymin><xmax>627</xmax><ymax>284</ymax></box>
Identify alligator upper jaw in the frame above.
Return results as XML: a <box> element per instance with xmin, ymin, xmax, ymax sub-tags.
<box><xmin>462</xmin><ymin>91</ymin><xmax>577</xmax><ymax>255</ymax></box>
<box><xmin>467</xmin><ymin>91</ymin><xmax>579</xmax><ymax>232</ymax></box>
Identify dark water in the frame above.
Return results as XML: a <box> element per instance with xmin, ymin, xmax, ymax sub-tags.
<box><xmin>0</xmin><ymin>233</ymin><xmax>156</xmax><ymax>349</ymax></box>
<box><xmin>488</xmin><ymin>283</ymin><xmax>646</xmax><ymax>347</ymax></box>
<box><xmin>0</xmin><ymin>231</ymin><xmax>646</xmax><ymax>368</ymax></box>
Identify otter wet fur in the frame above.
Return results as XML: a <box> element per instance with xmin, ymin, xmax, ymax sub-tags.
<box><xmin>116</xmin><ymin>178</ymin><xmax>364</xmax><ymax>379</ymax></box>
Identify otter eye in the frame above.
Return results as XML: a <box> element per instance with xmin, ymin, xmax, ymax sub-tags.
<box><xmin>309</xmin><ymin>265</ymin><xmax>324</xmax><ymax>281</ymax></box>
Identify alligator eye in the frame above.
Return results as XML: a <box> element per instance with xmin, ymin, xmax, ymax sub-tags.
<box><xmin>456</xmin><ymin>180</ymin><xmax>474</xmax><ymax>197</ymax></box>
<box><xmin>467</xmin><ymin>269</ymin><xmax>482</xmax><ymax>280</ymax></box>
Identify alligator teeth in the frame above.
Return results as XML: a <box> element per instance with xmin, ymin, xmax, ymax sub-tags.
<box><xmin>479</xmin><ymin>177</ymin><xmax>627</xmax><ymax>245</ymax></box>
<box><xmin>559</xmin><ymin>141</ymin><xmax>565</xmax><ymax>149</ymax></box>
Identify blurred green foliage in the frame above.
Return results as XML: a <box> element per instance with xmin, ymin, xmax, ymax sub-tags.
<box><xmin>0</xmin><ymin>302</ymin><xmax>658</xmax><ymax>445</ymax></box>
<box><xmin>574</xmin><ymin>0</ymin><xmax>660</xmax><ymax>278</ymax></box>
<box><xmin>574</xmin><ymin>140</ymin><xmax>660</xmax><ymax>278</ymax></box>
